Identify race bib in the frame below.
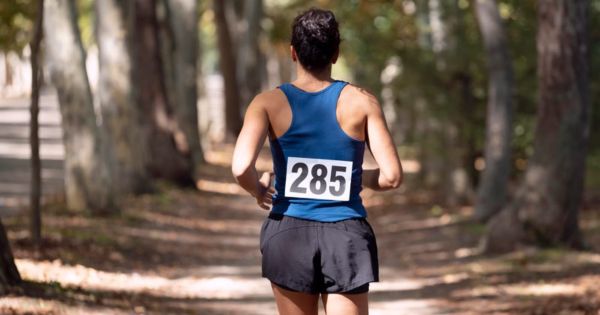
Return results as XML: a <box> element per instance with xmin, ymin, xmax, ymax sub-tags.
<box><xmin>284</xmin><ymin>157</ymin><xmax>353</xmax><ymax>201</ymax></box>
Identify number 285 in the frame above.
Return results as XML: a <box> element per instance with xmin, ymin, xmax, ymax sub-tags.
<box><xmin>289</xmin><ymin>162</ymin><xmax>347</xmax><ymax>196</ymax></box>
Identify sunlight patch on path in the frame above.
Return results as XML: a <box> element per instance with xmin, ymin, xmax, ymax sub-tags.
<box><xmin>0</xmin><ymin>297</ymin><xmax>129</xmax><ymax>315</ymax></box>
<box><xmin>15</xmin><ymin>259</ymin><xmax>444</xmax><ymax>314</ymax></box>
<box><xmin>370</xmin><ymin>299</ymin><xmax>441</xmax><ymax>315</ymax></box>
<box><xmin>16</xmin><ymin>259</ymin><xmax>273</xmax><ymax>299</ymax></box>
<box><xmin>196</xmin><ymin>179</ymin><xmax>246</xmax><ymax>195</ymax></box>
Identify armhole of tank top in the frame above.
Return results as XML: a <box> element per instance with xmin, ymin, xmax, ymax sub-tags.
<box><xmin>334</xmin><ymin>83</ymin><xmax>366</xmax><ymax>143</ymax></box>
<box><xmin>270</xmin><ymin>85</ymin><xmax>295</xmax><ymax>141</ymax></box>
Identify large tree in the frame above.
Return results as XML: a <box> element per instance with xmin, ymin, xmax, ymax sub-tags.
<box><xmin>133</xmin><ymin>0</ymin><xmax>193</xmax><ymax>185</ymax></box>
<box><xmin>96</xmin><ymin>0</ymin><xmax>151</xmax><ymax>195</ymax></box>
<box><xmin>164</xmin><ymin>0</ymin><xmax>205</xmax><ymax>180</ymax></box>
<box><xmin>484</xmin><ymin>0</ymin><xmax>590</xmax><ymax>253</ymax></box>
<box><xmin>473</xmin><ymin>0</ymin><xmax>513</xmax><ymax>222</ymax></box>
<box><xmin>44</xmin><ymin>0</ymin><xmax>116</xmax><ymax>214</ymax></box>
<box><xmin>214</xmin><ymin>0</ymin><xmax>242</xmax><ymax>140</ymax></box>
<box><xmin>237</xmin><ymin>0</ymin><xmax>264</xmax><ymax>108</ymax></box>
<box><xmin>0</xmin><ymin>219</ymin><xmax>21</xmax><ymax>295</ymax></box>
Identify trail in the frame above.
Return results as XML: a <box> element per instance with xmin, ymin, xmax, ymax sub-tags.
<box><xmin>3</xmin><ymin>157</ymin><xmax>444</xmax><ymax>314</ymax></box>
<box><xmin>2</xmin><ymin>92</ymin><xmax>599</xmax><ymax>315</ymax></box>
<box><xmin>0</xmin><ymin>86</ymin><xmax>438</xmax><ymax>314</ymax></box>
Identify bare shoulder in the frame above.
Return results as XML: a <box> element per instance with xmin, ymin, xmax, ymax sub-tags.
<box><xmin>249</xmin><ymin>88</ymin><xmax>288</xmax><ymax>111</ymax></box>
<box><xmin>339</xmin><ymin>83</ymin><xmax>382</xmax><ymax>116</ymax></box>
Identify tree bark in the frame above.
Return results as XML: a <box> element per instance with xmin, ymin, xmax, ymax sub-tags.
<box><xmin>414</xmin><ymin>0</ymin><xmax>445</xmax><ymax>191</ymax></box>
<box><xmin>44</xmin><ymin>0</ymin><xmax>117</xmax><ymax>214</ymax></box>
<box><xmin>133</xmin><ymin>0</ymin><xmax>193</xmax><ymax>185</ymax></box>
<box><xmin>0</xmin><ymin>219</ymin><xmax>21</xmax><ymax>295</ymax></box>
<box><xmin>238</xmin><ymin>0</ymin><xmax>264</xmax><ymax>108</ymax></box>
<box><xmin>474</xmin><ymin>0</ymin><xmax>513</xmax><ymax>222</ymax></box>
<box><xmin>484</xmin><ymin>0</ymin><xmax>590</xmax><ymax>253</ymax></box>
<box><xmin>423</xmin><ymin>0</ymin><xmax>474</xmax><ymax>203</ymax></box>
<box><xmin>164</xmin><ymin>0</ymin><xmax>205</xmax><ymax>181</ymax></box>
<box><xmin>29</xmin><ymin>0</ymin><xmax>44</xmax><ymax>249</ymax></box>
<box><xmin>96</xmin><ymin>0</ymin><xmax>152</xmax><ymax>195</ymax></box>
<box><xmin>214</xmin><ymin>0</ymin><xmax>242</xmax><ymax>140</ymax></box>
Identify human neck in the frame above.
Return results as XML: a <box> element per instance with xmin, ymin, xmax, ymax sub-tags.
<box><xmin>293</xmin><ymin>64</ymin><xmax>333</xmax><ymax>90</ymax></box>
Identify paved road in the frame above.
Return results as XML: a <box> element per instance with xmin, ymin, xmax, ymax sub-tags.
<box><xmin>0</xmin><ymin>89</ymin><xmax>64</xmax><ymax>216</ymax></box>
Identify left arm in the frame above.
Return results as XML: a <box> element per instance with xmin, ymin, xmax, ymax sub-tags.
<box><xmin>231</xmin><ymin>95</ymin><xmax>274</xmax><ymax>210</ymax></box>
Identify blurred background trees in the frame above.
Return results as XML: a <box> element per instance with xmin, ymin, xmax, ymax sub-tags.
<box><xmin>0</xmin><ymin>0</ymin><xmax>598</xmax><ymax>294</ymax></box>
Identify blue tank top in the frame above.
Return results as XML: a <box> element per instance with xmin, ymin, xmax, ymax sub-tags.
<box><xmin>269</xmin><ymin>80</ymin><xmax>367</xmax><ymax>222</ymax></box>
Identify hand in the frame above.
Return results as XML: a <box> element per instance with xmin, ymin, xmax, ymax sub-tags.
<box><xmin>255</xmin><ymin>172</ymin><xmax>275</xmax><ymax>211</ymax></box>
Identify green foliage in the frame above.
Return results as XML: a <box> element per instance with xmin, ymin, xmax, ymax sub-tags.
<box><xmin>76</xmin><ymin>0</ymin><xmax>95</xmax><ymax>48</ymax></box>
<box><xmin>199</xmin><ymin>3</ymin><xmax>219</xmax><ymax>75</ymax></box>
<box><xmin>260</xmin><ymin>0</ymin><xmax>599</xmax><ymax>185</ymax></box>
<box><xmin>0</xmin><ymin>0</ymin><xmax>34</xmax><ymax>53</ymax></box>
<box><xmin>0</xmin><ymin>0</ymin><xmax>597</xmax><ymax>184</ymax></box>
<box><xmin>0</xmin><ymin>0</ymin><xmax>95</xmax><ymax>52</ymax></box>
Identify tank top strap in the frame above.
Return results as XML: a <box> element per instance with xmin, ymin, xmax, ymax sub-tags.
<box><xmin>276</xmin><ymin>82</ymin><xmax>301</xmax><ymax>112</ymax></box>
<box><xmin>319</xmin><ymin>80</ymin><xmax>349</xmax><ymax>128</ymax></box>
<box><xmin>325</xmin><ymin>80</ymin><xmax>349</xmax><ymax>110</ymax></box>
<box><xmin>276</xmin><ymin>80</ymin><xmax>349</xmax><ymax>137</ymax></box>
<box><xmin>277</xmin><ymin>80</ymin><xmax>348</xmax><ymax>109</ymax></box>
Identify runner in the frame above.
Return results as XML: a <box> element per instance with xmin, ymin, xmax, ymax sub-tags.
<box><xmin>232</xmin><ymin>8</ymin><xmax>403</xmax><ymax>315</ymax></box>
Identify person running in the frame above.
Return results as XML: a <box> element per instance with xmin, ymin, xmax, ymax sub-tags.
<box><xmin>232</xmin><ymin>7</ymin><xmax>402</xmax><ymax>315</ymax></box>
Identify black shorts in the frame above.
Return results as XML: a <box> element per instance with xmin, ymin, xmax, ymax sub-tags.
<box><xmin>259</xmin><ymin>212</ymin><xmax>379</xmax><ymax>294</ymax></box>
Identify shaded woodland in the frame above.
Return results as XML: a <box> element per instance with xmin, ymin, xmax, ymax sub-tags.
<box><xmin>0</xmin><ymin>0</ymin><xmax>598</xmax><ymax>314</ymax></box>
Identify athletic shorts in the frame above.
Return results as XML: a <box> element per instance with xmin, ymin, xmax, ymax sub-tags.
<box><xmin>259</xmin><ymin>212</ymin><xmax>379</xmax><ymax>294</ymax></box>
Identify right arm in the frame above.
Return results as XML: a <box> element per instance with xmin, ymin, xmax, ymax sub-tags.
<box><xmin>360</xmin><ymin>92</ymin><xmax>403</xmax><ymax>191</ymax></box>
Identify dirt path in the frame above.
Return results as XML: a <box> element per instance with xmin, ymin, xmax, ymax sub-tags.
<box><xmin>2</xmin><ymin>149</ymin><xmax>600</xmax><ymax>314</ymax></box>
<box><xmin>1</xmin><ymin>155</ymin><xmax>444</xmax><ymax>314</ymax></box>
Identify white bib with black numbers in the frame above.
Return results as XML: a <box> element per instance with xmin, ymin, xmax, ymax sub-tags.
<box><xmin>284</xmin><ymin>157</ymin><xmax>353</xmax><ymax>201</ymax></box>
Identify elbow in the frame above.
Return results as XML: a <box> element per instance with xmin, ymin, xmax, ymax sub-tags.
<box><xmin>380</xmin><ymin>167</ymin><xmax>403</xmax><ymax>190</ymax></box>
<box><xmin>231</xmin><ymin>162</ymin><xmax>251</xmax><ymax>181</ymax></box>
<box><xmin>390</xmin><ymin>176</ymin><xmax>403</xmax><ymax>189</ymax></box>
<box><xmin>383</xmin><ymin>174</ymin><xmax>402</xmax><ymax>189</ymax></box>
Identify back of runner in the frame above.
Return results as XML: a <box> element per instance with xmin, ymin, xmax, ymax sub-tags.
<box><xmin>232</xmin><ymin>8</ymin><xmax>403</xmax><ymax>315</ymax></box>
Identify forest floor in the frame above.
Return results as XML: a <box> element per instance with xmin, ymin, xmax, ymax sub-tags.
<box><xmin>2</xmin><ymin>146</ymin><xmax>600</xmax><ymax>315</ymax></box>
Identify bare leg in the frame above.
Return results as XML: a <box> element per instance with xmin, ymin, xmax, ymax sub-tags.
<box><xmin>321</xmin><ymin>292</ymin><xmax>369</xmax><ymax>315</ymax></box>
<box><xmin>271</xmin><ymin>282</ymin><xmax>320</xmax><ymax>315</ymax></box>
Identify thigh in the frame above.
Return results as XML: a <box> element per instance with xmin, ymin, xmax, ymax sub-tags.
<box><xmin>271</xmin><ymin>282</ymin><xmax>319</xmax><ymax>315</ymax></box>
<box><xmin>321</xmin><ymin>291</ymin><xmax>369</xmax><ymax>315</ymax></box>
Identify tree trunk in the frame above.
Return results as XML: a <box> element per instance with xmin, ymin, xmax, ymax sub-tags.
<box><xmin>444</xmin><ymin>117</ymin><xmax>474</xmax><ymax>206</ymax></box>
<box><xmin>29</xmin><ymin>0</ymin><xmax>44</xmax><ymax>249</ymax></box>
<box><xmin>133</xmin><ymin>0</ymin><xmax>193</xmax><ymax>185</ymax></box>
<box><xmin>238</xmin><ymin>0</ymin><xmax>264</xmax><ymax>108</ymax></box>
<box><xmin>164</xmin><ymin>0</ymin><xmax>205</xmax><ymax>181</ymax></box>
<box><xmin>44</xmin><ymin>0</ymin><xmax>117</xmax><ymax>214</ymax></box>
<box><xmin>473</xmin><ymin>0</ymin><xmax>514</xmax><ymax>222</ymax></box>
<box><xmin>96</xmin><ymin>0</ymin><xmax>152</xmax><ymax>195</ymax></box>
<box><xmin>0</xmin><ymin>219</ymin><xmax>21</xmax><ymax>295</ymax></box>
<box><xmin>484</xmin><ymin>0</ymin><xmax>590</xmax><ymax>253</ymax></box>
<box><xmin>214</xmin><ymin>0</ymin><xmax>242</xmax><ymax>140</ymax></box>
<box><xmin>426</xmin><ymin>0</ymin><xmax>474</xmax><ymax>204</ymax></box>
<box><xmin>414</xmin><ymin>0</ymin><xmax>445</xmax><ymax>191</ymax></box>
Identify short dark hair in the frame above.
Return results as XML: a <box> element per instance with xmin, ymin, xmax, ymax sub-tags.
<box><xmin>291</xmin><ymin>8</ymin><xmax>340</xmax><ymax>72</ymax></box>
